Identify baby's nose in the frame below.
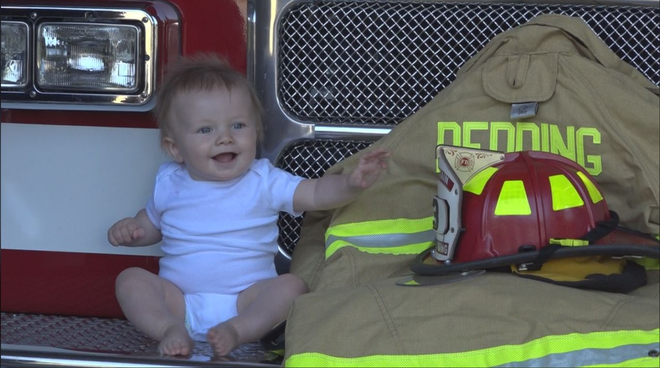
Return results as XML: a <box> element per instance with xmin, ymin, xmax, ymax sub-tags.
<box><xmin>215</xmin><ymin>129</ymin><xmax>233</xmax><ymax>144</ymax></box>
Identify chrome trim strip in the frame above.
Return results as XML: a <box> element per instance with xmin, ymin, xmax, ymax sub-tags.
<box><xmin>250</xmin><ymin>0</ymin><xmax>314</xmax><ymax>163</ymax></box>
<box><xmin>1</xmin><ymin>344</ymin><xmax>277</xmax><ymax>368</ymax></box>
<box><xmin>1</xmin><ymin>6</ymin><xmax>157</xmax><ymax>111</ymax></box>
<box><xmin>278</xmin><ymin>244</ymin><xmax>292</xmax><ymax>260</ymax></box>
<box><xmin>315</xmin><ymin>125</ymin><xmax>392</xmax><ymax>140</ymax></box>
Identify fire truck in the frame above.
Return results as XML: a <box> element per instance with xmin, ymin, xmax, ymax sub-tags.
<box><xmin>1</xmin><ymin>0</ymin><xmax>658</xmax><ymax>366</ymax></box>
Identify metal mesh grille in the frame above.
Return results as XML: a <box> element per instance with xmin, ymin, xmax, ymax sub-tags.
<box><xmin>278</xmin><ymin>0</ymin><xmax>659</xmax><ymax>126</ymax></box>
<box><xmin>277</xmin><ymin>140</ymin><xmax>372</xmax><ymax>255</ymax></box>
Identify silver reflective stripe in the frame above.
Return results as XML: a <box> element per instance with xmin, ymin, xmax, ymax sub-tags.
<box><xmin>326</xmin><ymin>230</ymin><xmax>436</xmax><ymax>249</ymax></box>
<box><xmin>495</xmin><ymin>343</ymin><xmax>659</xmax><ymax>367</ymax></box>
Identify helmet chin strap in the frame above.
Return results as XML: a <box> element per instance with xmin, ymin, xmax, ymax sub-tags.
<box><xmin>581</xmin><ymin>210</ymin><xmax>619</xmax><ymax>243</ymax></box>
<box><xmin>411</xmin><ymin>238</ymin><xmax>659</xmax><ymax>277</ymax></box>
<box><xmin>517</xmin><ymin>211</ymin><xmax>620</xmax><ymax>272</ymax></box>
<box><xmin>413</xmin><ymin>204</ymin><xmax>659</xmax><ymax>277</ymax></box>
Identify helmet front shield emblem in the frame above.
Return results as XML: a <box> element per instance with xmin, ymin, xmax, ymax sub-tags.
<box><xmin>433</xmin><ymin>146</ymin><xmax>505</xmax><ymax>262</ymax></box>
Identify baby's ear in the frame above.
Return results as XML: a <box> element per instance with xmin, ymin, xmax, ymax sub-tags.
<box><xmin>163</xmin><ymin>137</ymin><xmax>184</xmax><ymax>163</ymax></box>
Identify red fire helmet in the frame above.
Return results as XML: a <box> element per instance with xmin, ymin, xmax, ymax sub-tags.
<box><xmin>455</xmin><ymin>149</ymin><xmax>609</xmax><ymax>262</ymax></box>
<box><xmin>422</xmin><ymin>146</ymin><xmax>658</xmax><ymax>273</ymax></box>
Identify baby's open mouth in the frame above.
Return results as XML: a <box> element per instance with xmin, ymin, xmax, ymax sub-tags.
<box><xmin>213</xmin><ymin>153</ymin><xmax>237</xmax><ymax>163</ymax></box>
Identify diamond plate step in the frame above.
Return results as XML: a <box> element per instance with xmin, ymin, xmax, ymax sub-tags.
<box><xmin>1</xmin><ymin>313</ymin><xmax>281</xmax><ymax>367</ymax></box>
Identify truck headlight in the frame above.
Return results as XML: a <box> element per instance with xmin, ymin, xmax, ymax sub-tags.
<box><xmin>37</xmin><ymin>23</ymin><xmax>140</xmax><ymax>92</ymax></box>
<box><xmin>0</xmin><ymin>6</ymin><xmax>166</xmax><ymax>111</ymax></box>
<box><xmin>1</xmin><ymin>22</ymin><xmax>29</xmax><ymax>88</ymax></box>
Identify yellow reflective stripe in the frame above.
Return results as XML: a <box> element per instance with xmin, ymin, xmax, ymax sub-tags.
<box><xmin>285</xmin><ymin>329</ymin><xmax>659</xmax><ymax>367</ymax></box>
<box><xmin>325</xmin><ymin>217</ymin><xmax>435</xmax><ymax>258</ymax></box>
<box><xmin>325</xmin><ymin>217</ymin><xmax>433</xmax><ymax>239</ymax></box>
<box><xmin>549</xmin><ymin>238</ymin><xmax>589</xmax><ymax>246</ymax></box>
<box><xmin>577</xmin><ymin>171</ymin><xmax>604</xmax><ymax>204</ymax></box>
<box><xmin>632</xmin><ymin>236</ymin><xmax>659</xmax><ymax>270</ymax></box>
<box><xmin>464</xmin><ymin>167</ymin><xmax>498</xmax><ymax>195</ymax></box>
<box><xmin>633</xmin><ymin>257</ymin><xmax>660</xmax><ymax>270</ymax></box>
<box><xmin>494</xmin><ymin>180</ymin><xmax>531</xmax><ymax>215</ymax></box>
<box><xmin>325</xmin><ymin>240</ymin><xmax>433</xmax><ymax>258</ymax></box>
<box><xmin>549</xmin><ymin>174</ymin><xmax>584</xmax><ymax>211</ymax></box>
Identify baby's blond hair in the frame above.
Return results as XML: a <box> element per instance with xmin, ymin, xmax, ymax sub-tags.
<box><xmin>153</xmin><ymin>53</ymin><xmax>264</xmax><ymax>148</ymax></box>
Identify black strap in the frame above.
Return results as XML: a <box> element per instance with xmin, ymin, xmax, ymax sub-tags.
<box><xmin>411</xmin><ymin>244</ymin><xmax>659</xmax><ymax>276</ymax></box>
<box><xmin>580</xmin><ymin>210</ymin><xmax>619</xmax><ymax>243</ymax></box>
<box><xmin>522</xmin><ymin>244</ymin><xmax>562</xmax><ymax>271</ymax></box>
<box><xmin>260</xmin><ymin>320</ymin><xmax>286</xmax><ymax>351</ymax></box>
<box><xmin>523</xmin><ymin>211</ymin><xmax>619</xmax><ymax>270</ymax></box>
<box><xmin>411</xmin><ymin>210</ymin><xmax>658</xmax><ymax>277</ymax></box>
<box><xmin>516</xmin><ymin>260</ymin><xmax>648</xmax><ymax>294</ymax></box>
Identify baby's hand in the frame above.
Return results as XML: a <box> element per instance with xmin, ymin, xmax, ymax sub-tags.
<box><xmin>108</xmin><ymin>217</ymin><xmax>146</xmax><ymax>246</ymax></box>
<box><xmin>347</xmin><ymin>148</ymin><xmax>390</xmax><ymax>189</ymax></box>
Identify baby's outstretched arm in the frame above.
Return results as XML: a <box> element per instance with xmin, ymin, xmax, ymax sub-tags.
<box><xmin>293</xmin><ymin>148</ymin><xmax>389</xmax><ymax>212</ymax></box>
<box><xmin>108</xmin><ymin>209</ymin><xmax>162</xmax><ymax>247</ymax></box>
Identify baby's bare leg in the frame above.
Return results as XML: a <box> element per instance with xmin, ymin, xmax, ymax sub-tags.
<box><xmin>207</xmin><ymin>273</ymin><xmax>307</xmax><ymax>356</ymax></box>
<box><xmin>115</xmin><ymin>267</ymin><xmax>193</xmax><ymax>356</ymax></box>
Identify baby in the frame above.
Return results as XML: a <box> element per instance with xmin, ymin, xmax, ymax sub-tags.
<box><xmin>107</xmin><ymin>54</ymin><xmax>389</xmax><ymax>356</ymax></box>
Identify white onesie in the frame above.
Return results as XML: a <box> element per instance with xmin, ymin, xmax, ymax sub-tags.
<box><xmin>145</xmin><ymin>159</ymin><xmax>303</xmax><ymax>340</ymax></box>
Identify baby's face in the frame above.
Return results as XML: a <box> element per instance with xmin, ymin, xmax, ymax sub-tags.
<box><xmin>165</xmin><ymin>86</ymin><xmax>258</xmax><ymax>181</ymax></box>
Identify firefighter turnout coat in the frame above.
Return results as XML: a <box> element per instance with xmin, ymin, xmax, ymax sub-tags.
<box><xmin>284</xmin><ymin>14</ymin><xmax>660</xmax><ymax>367</ymax></box>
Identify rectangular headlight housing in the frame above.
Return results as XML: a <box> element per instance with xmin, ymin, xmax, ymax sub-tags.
<box><xmin>1</xmin><ymin>6</ymin><xmax>159</xmax><ymax>111</ymax></box>
<box><xmin>1</xmin><ymin>21</ymin><xmax>29</xmax><ymax>88</ymax></box>
<box><xmin>37</xmin><ymin>23</ymin><xmax>140</xmax><ymax>92</ymax></box>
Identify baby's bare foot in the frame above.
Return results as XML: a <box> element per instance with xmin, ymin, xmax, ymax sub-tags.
<box><xmin>158</xmin><ymin>325</ymin><xmax>194</xmax><ymax>356</ymax></box>
<box><xmin>207</xmin><ymin>321</ymin><xmax>240</xmax><ymax>356</ymax></box>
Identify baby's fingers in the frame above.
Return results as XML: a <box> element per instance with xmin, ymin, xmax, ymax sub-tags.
<box><xmin>109</xmin><ymin>227</ymin><xmax>128</xmax><ymax>246</ymax></box>
<box><xmin>131</xmin><ymin>227</ymin><xmax>145</xmax><ymax>240</ymax></box>
<box><xmin>108</xmin><ymin>220</ymin><xmax>142</xmax><ymax>246</ymax></box>
<box><xmin>364</xmin><ymin>148</ymin><xmax>389</xmax><ymax>160</ymax></box>
<box><xmin>360</xmin><ymin>149</ymin><xmax>390</xmax><ymax>166</ymax></box>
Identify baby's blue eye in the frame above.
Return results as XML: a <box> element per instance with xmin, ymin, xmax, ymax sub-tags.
<box><xmin>198</xmin><ymin>127</ymin><xmax>212</xmax><ymax>134</ymax></box>
<box><xmin>232</xmin><ymin>123</ymin><xmax>245</xmax><ymax>130</ymax></box>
